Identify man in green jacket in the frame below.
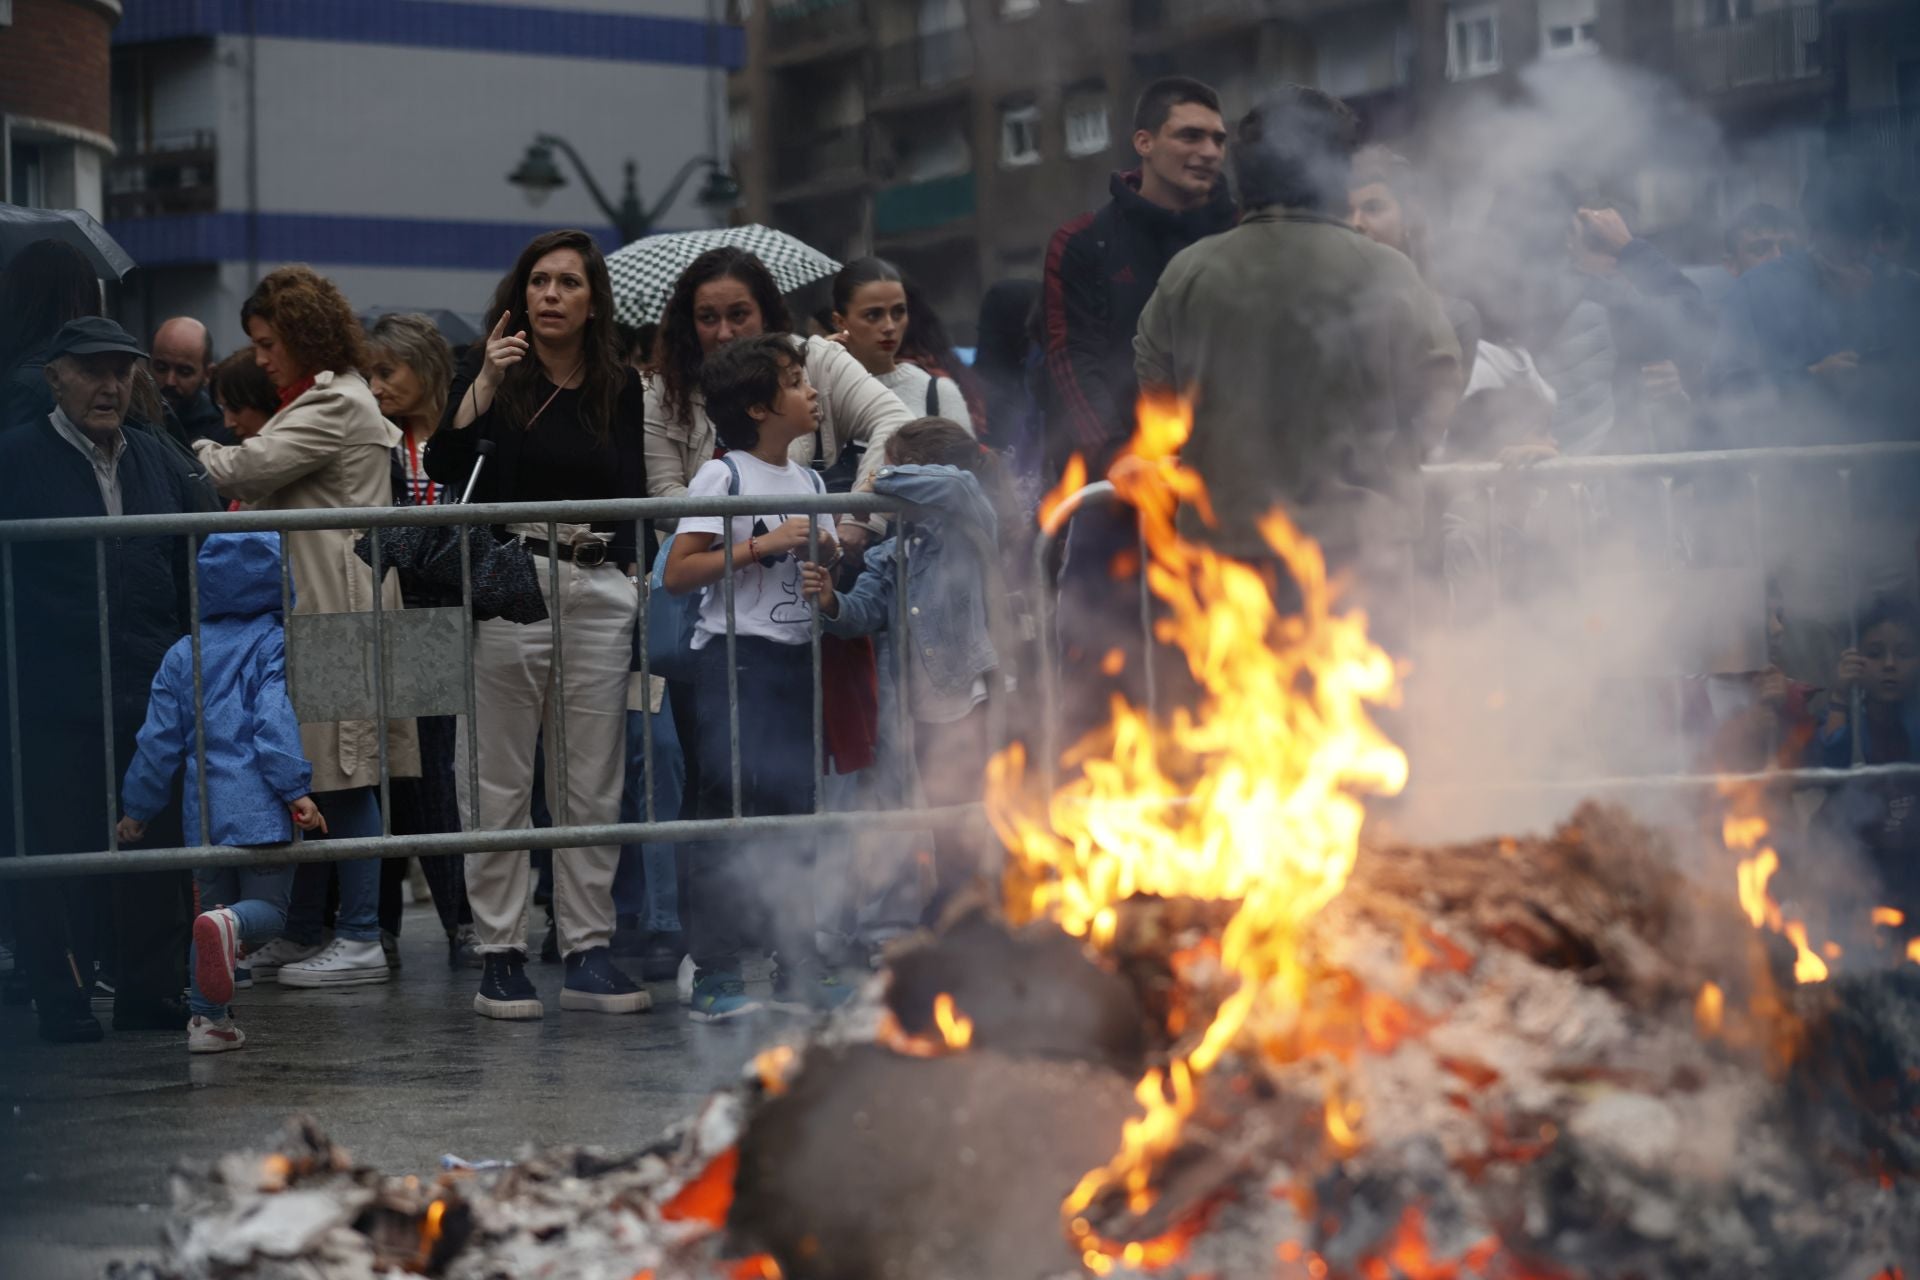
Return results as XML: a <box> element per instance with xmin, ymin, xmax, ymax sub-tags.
<box><xmin>1134</xmin><ymin>84</ymin><xmax>1461</xmax><ymax>589</ymax></box>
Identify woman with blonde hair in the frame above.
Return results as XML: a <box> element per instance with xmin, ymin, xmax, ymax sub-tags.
<box><xmin>191</xmin><ymin>265</ymin><xmax>420</xmax><ymax>990</ymax></box>
<box><xmin>365</xmin><ymin>313</ymin><xmax>475</xmax><ymax>966</ymax></box>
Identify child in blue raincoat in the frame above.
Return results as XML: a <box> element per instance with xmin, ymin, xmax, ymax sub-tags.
<box><xmin>117</xmin><ymin>531</ymin><xmax>325</xmax><ymax>1053</ymax></box>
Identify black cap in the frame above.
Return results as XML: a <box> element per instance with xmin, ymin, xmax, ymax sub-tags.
<box><xmin>43</xmin><ymin>317</ymin><xmax>147</xmax><ymax>362</ymax></box>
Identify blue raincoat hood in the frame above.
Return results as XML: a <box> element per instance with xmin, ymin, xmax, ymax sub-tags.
<box><xmin>197</xmin><ymin>531</ymin><xmax>289</xmax><ymax>621</ymax></box>
<box><xmin>872</xmin><ymin>464</ymin><xmax>999</xmax><ymax>544</ymax></box>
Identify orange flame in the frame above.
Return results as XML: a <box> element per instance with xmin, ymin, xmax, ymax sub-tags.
<box><xmin>932</xmin><ymin>993</ymin><xmax>974</xmax><ymax>1050</ymax></box>
<box><xmin>726</xmin><ymin>1256</ymin><xmax>783</xmax><ymax>1279</ymax></box>
<box><xmin>1872</xmin><ymin>907</ymin><xmax>1905</xmax><ymax>928</ymax></box>
<box><xmin>1721</xmin><ymin>793</ymin><xmax>1830</xmax><ymax>984</ymax></box>
<box><xmin>1909</xmin><ymin>939</ymin><xmax>1920</xmax><ymax>967</ymax></box>
<box><xmin>753</xmin><ymin>1044</ymin><xmax>798</xmax><ymax>1096</ymax></box>
<box><xmin>1039</xmin><ymin>453</ymin><xmax>1090</xmax><ymax>530</ymax></box>
<box><xmin>990</xmin><ymin>391</ymin><xmax>1406</xmax><ymax>1256</ymax></box>
<box><xmin>660</xmin><ymin>1147</ymin><xmax>738</xmax><ymax>1226</ymax></box>
<box><xmin>1694</xmin><ymin>982</ymin><xmax>1725</xmax><ymax>1037</ymax></box>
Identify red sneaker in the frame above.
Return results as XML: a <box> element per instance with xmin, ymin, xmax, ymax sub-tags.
<box><xmin>192</xmin><ymin>908</ymin><xmax>241</xmax><ymax>1007</ymax></box>
<box><xmin>187</xmin><ymin>1014</ymin><xmax>246</xmax><ymax>1054</ymax></box>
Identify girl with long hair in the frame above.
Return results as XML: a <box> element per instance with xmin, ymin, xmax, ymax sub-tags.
<box><xmin>829</xmin><ymin>257</ymin><xmax>971</xmax><ymax>428</ymax></box>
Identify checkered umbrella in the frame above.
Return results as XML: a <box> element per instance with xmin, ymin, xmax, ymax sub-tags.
<box><xmin>606</xmin><ymin>225</ymin><xmax>841</xmax><ymax>327</ymax></box>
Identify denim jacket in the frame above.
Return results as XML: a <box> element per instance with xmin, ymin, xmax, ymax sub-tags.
<box><xmin>821</xmin><ymin>464</ymin><xmax>1000</xmax><ymax>721</ymax></box>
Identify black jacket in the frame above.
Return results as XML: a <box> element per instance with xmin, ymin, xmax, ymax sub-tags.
<box><xmin>1041</xmin><ymin>170</ymin><xmax>1236</xmax><ymax>476</ymax></box>
<box><xmin>173</xmin><ymin>387</ymin><xmax>236</xmax><ymax>447</ymax></box>
<box><xmin>0</xmin><ymin>416</ymin><xmax>218</xmax><ymax>730</ymax></box>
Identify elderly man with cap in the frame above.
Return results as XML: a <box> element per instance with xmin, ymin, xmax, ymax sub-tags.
<box><xmin>0</xmin><ymin>317</ymin><xmax>217</xmax><ymax>1043</ymax></box>
<box><xmin>150</xmin><ymin>316</ymin><xmax>234</xmax><ymax>447</ymax></box>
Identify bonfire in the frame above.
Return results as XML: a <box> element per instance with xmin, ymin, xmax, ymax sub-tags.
<box><xmin>124</xmin><ymin>398</ymin><xmax>1920</xmax><ymax>1280</ymax></box>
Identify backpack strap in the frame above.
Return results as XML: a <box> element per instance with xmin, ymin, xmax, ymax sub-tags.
<box><xmin>720</xmin><ymin>453</ymin><xmax>742</xmax><ymax>496</ymax></box>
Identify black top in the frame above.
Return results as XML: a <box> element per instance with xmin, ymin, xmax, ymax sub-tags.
<box><xmin>424</xmin><ymin>348</ymin><xmax>653</xmax><ymax>565</ymax></box>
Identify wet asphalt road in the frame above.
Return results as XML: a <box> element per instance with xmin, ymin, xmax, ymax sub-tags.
<box><xmin>0</xmin><ymin>902</ymin><xmax>770</xmax><ymax>1279</ymax></box>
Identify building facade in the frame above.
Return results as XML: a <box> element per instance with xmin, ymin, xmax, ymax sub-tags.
<box><xmin>2</xmin><ymin>0</ymin><xmax>120</xmax><ymax>218</ymax></box>
<box><xmin>106</xmin><ymin>0</ymin><xmax>744</xmax><ymax>353</ymax></box>
<box><xmin>730</xmin><ymin>0</ymin><xmax>1919</xmax><ymax>341</ymax></box>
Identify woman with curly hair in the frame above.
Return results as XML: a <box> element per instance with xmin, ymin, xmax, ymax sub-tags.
<box><xmin>423</xmin><ymin>228</ymin><xmax>653</xmax><ymax>1021</ymax></box>
<box><xmin>191</xmin><ymin>264</ymin><xmax>420</xmax><ymax>992</ymax></box>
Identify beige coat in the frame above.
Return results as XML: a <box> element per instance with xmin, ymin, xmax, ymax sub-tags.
<box><xmin>642</xmin><ymin>335</ymin><xmax>914</xmax><ymax>532</ymax></box>
<box><xmin>192</xmin><ymin>370</ymin><xmax>421</xmax><ymax>792</ymax></box>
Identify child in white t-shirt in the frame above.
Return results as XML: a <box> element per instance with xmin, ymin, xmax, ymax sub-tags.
<box><xmin>664</xmin><ymin>335</ymin><xmax>841</xmax><ymax>1022</ymax></box>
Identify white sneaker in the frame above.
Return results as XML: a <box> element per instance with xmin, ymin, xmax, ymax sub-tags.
<box><xmin>245</xmin><ymin>937</ymin><xmax>322</xmax><ymax>981</ymax></box>
<box><xmin>188</xmin><ymin>1014</ymin><xmax>246</xmax><ymax>1053</ymax></box>
<box><xmin>276</xmin><ymin>938</ymin><xmax>390</xmax><ymax>989</ymax></box>
<box><xmin>677</xmin><ymin>952</ymin><xmax>695</xmax><ymax>1005</ymax></box>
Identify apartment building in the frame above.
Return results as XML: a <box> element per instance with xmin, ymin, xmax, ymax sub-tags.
<box><xmin>730</xmin><ymin>0</ymin><xmax>1918</xmax><ymax>340</ymax></box>
<box><xmin>2</xmin><ymin>0</ymin><xmax>120</xmax><ymax>217</ymax></box>
<box><xmin>105</xmin><ymin>0</ymin><xmax>743</xmax><ymax>353</ymax></box>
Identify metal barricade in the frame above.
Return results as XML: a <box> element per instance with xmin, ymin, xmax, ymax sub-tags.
<box><xmin>0</xmin><ymin>491</ymin><xmax>996</xmax><ymax>880</ymax></box>
<box><xmin>1031</xmin><ymin>440</ymin><xmax>1920</xmax><ymax>801</ymax></box>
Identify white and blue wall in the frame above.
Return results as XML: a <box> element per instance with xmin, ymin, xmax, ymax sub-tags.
<box><xmin>110</xmin><ymin>0</ymin><xmax>742</xmax><ymax>354</ymax></box>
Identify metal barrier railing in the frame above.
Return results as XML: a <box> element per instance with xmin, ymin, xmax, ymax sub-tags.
<box><xmin>0</xmin><ymin>491</ymin><xmax>999</xmax><ymax>880</ymax></box>
<box><xmin>1032</xmin><ymin>441</ymin><xmax>1920</xmax><ymax>800</ymax></box>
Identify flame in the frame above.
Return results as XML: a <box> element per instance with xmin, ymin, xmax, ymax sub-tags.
<box><xmin>660</xmin><ymin>1147</ymin><xmax>738</xmax><ymax>1226</ymax></box>
<box><xmin>989</xmin><ymin>391</ymin><xmax>1406</xmax><ymax>1256</ymax></box>
<box><xmin>1721</xmin><ymin>793</ymin><xmax>1829</xmax><ymax>984</ymax></box>
<box><xmin>726</xmin><ymin>1257</ymin><xmax>783</xmax><ymax>1279</ymax></box>
<box><xmin>932</xmin><ymin>993</ymin><xmax>974</xmax><ymax>1050</ymax></box>
<box><xmin>1325</xmin><ymin>1089</ymin><xmax>1363</xmax><ymax>1152</ymax></box>
<box><xmin>1694</xmin><ymin>982</ymin><xmax>1725</xmax><ymax>1037</ymax></box>
<box><xmin>1039</xmin><ymin>453</ymin><xmax>1090</xmax><ymax>530</ymax></box>
<box><xmin>417</xmin><ymin>1198</ymin><xmax>447</xmax><ymax>1265</ymax></box>
<box><xmin>1909</xmin><ymin>939</ymin><xmax>1920</xmax><ymax>966</ymax></box>
<box><xmin>1873</xmin><ymin>907</ymin><xmax>1906</xmax><ymax>928</ymax></box>
<box><xmin>754</xmin><ymin>1044</ymin><xmax>798</xmax><ymax>1096</ymax></box>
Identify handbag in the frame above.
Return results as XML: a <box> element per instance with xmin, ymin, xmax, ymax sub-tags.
<box><xmin>354</xmin><ymin>377</ymin><xmax>574</xmax><ymax>625</ymax></box>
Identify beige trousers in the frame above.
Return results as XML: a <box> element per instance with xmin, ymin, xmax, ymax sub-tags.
<box><xmin>457</xmin><ymin>556</ymin><xmax>638</xmax><ymax>957</ymax></box>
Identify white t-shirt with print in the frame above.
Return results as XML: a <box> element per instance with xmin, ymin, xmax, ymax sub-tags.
<box><xmin>679</xmin><ymin>451</ymin><xmax>832</xmax><ymax>649</ymax></box>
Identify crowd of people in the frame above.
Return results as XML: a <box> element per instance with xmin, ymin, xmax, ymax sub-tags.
<box><xmin>0</xmin><ymin>72</ymin><xmax>1915</xmax><ymax>1051</ymax></box>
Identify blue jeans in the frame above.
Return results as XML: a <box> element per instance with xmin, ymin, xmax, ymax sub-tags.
<box><xmin>189</xmin><ymin>864</ymin><xmax>294</xmax><ymax>1020</ymax></box>
<box><xmin>614</xmin><ymin>699</ymin><xmax>685</xmax><ymax>933</ymax></box>
<box><xmin>279</xmin><ymin>788</ymin><xmax>389</xmax><ymax>945</ymax></box>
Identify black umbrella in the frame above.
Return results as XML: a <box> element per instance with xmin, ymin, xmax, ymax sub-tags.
<box><xmin>358</xmin><ymin>306</ymin><xmax>485</xmax><ymax>348</ymax></box>
<box><xmin>353</xmin><ymin>442</ymin><xmax>548</xmax><ymax>625</ymax></box>
<box><xmin>0</xmin><ymin>203</ymin><xmax>135</xmax><ymax>280</ymax></box>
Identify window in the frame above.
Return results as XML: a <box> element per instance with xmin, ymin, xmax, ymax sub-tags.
<box><xmin>1446</xmin><ymin>2</ymin><xmax>1501</xmax><ymax>80</ymax></box>
<box><xmin>1064</xmin><ymin>95</ymin><xmax>1110</xmax><ymax>158</ymax></box>
<box><xmin>1000</xmin><ymin>0</ymin><xmax>1039</xmax><ymax>18</ymax></box>
<box><xmin>999</xmin><ymin>103</ymin><xmax>1042</xmax><ymax>167</ymax></box>
<box><xmin>1539</xmin><ymin>0</ymin><xmax>1597</xmax><ymax>57</ymax></box>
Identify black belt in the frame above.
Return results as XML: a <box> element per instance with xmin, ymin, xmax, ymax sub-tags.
<box><xmin>522</xmin><ymin>537</ymin><xmax>610</xmax><ymax>568</ymax></box>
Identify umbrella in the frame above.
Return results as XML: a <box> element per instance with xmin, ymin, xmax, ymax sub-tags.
<box><xmin>0</xmin><ymin>203</ymin><xmax>135</xmax><ymax>280</ymax></box>
<box><xmin>606</xmin><ymin>224</ymin><xmax>840</xmax><ymax>326</ymax></box>
<box><xmin>358</xmin><ymin>306</ymin><xmax>485</xmax><ymax>348</ymax></box>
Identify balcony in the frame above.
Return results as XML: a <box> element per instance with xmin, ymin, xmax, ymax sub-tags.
<box><xmin>766</xmin><ymin>0</ymin><xmax>869</xmax><ymax>67</ymax></box>
<box><xmin>1130</xmin><ymin>0</ymin><xmax>1355</xmax><ymax>40</ymax></box>
<box><xmin>1674</xmin><ymin>5</ymin><xmax>1823</xmax><ymax>96</ymax></box>
<box><xmin>772</xmin><ymin>124</ymin><xmax>871</xmax><ymax>201</ymax></box>
<box><xmin>874</xmin><ymin>171</ymin><xmax>976</xmax><ymax>241</ymax></box>
<box><xmin>873</xmin><ymin>27</ymin><xmax>974</xmax><ymax>104</ymax></box>
<box><xmin>105</xmin><ymin>130</ymin><xmax>216</xmax><ymax>221</ymax></box>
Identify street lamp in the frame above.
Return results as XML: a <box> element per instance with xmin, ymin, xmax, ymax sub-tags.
<box><xmin>507</xmin><ymin>134</ymin><xmax>741</xmax><ymax>244</ymax></box>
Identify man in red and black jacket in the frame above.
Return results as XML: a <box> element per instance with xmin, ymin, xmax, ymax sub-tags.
<box><xmin>1042</xmin><ymin>76</ymin><xmax>1236</xmax><ymax>480</ymax></box>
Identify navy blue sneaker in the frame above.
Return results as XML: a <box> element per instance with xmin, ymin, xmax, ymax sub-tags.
<box><xmin>560</xmin><ymin>947</ymin><xmax>651</xmax><ymax>1014</ymax></box>
<box><xmin>688</xmin><ymin>972</ymin><xmax>762</xmax><ymax>1023</ymax></box>
<box><xmin>473</xmin><ymin>951</ymin><xmax>543</xmax><ymax>1021</ymax></box>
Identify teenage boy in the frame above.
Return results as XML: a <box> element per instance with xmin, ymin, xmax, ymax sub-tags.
<box><xmin>664</xmin><ymin>336</ymin><xmax>843</xmax><ymax>1022</ymax></box>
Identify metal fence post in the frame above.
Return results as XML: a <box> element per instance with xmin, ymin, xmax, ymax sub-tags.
<box><xmin>369</xmin><ymin>526</ymin><xmax>391</xmax><ymax>835</ymax></box>
<box><xmin>545</xmin><ymin>522</ymin><xmax>571</xmax><ymax>827</ymax></box>
<box><xmin>96</xmin><ymin>539</ymin><xmax>117</xmax><ymax>855</ymax></box>
<box><xmin>723</xmin><ymin>528</ymin><xmax>741</xmax><ymax>819</ymax></box>
<box><xmin>460</xmin><ymin>524</ymin><xmax>481</xmax><ymax>834</ymax></box>
<box><xmin>3</xmin><ymin>545</ymin><xmax>21</xmax><ymax>857</ymax></box>
<box><xmin>186</xmin><ymin>534</ymin><xmax>211</xmax><ymax>848</ymax></box>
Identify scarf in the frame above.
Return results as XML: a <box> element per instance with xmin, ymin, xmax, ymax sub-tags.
<box><xmin>276</xmin><ymin>375</ymin><xmax>317</xmax><ymax>409</ymax></box>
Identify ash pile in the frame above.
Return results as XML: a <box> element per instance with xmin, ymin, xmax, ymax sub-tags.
<box><xmin>115</xmin><ymin>804</ymin><xmax>1920</xmax><ymax>1280</ymax></box>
